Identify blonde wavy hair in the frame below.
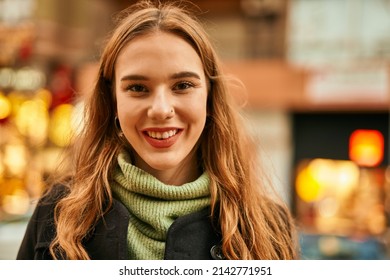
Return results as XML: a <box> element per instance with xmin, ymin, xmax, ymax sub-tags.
<box><xmin>49</xmin><ymin>0</ymin><xmax>298</xmax><ymax>260</ymax></box>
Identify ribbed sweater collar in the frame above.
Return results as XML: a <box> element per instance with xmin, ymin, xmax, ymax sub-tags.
<box><xmin>111</xmin><ymin>151</ymin><xmax>211</xmax><ymax>259</ymax></box>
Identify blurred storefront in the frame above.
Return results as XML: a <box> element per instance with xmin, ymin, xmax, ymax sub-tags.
<box><xmin>0</xmin><ymin>0</ymin><xmax>114</xmax><ymax>258</ymax></box>
<box><xmin>0</xmin><ymin>0</ymin><xmax>85</xmax><ymax>221</ymax></box>
<box><xmin>292</xmin><ymin>112</ymin><xmax>389</xmax><ymax>259</ymax></box>
<box><xmin>286</xmin><ymin>0</ymin><xmax>390</xmax><ymax>260</ymax></box>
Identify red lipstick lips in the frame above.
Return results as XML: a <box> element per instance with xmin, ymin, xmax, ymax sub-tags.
<box><xmin>142</xmin><ymin>128</ymin><xmax>182</xmax><ymax>148</ymax></box>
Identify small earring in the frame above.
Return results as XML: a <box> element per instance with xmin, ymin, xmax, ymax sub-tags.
<box><xmin>114</xmin><ymin>116</ymin><xmax>121</xmax><ymax>131</ymax></box>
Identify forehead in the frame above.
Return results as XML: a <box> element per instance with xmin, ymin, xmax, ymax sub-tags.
<box><xmin>115</xmin><ymin>31</ymin><xmax>204</xmax><ymax>77</ymax></box>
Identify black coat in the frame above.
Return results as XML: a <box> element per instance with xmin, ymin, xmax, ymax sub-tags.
<box><xmin>16</xmin><ymin>186</ymin><xmax>224</xmax><ymax>260</ymax></box>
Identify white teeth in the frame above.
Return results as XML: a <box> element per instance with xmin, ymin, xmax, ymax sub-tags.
<box><xmin>147</xmin><ymin>129</ymin><xmax>177</xmax><ymax>139</ymax></box>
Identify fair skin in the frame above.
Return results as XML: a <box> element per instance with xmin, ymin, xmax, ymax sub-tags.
<box><xmin>115</xmin><ymin>31</ymin><xmax>208</xmax><ymax>186</ymax></box>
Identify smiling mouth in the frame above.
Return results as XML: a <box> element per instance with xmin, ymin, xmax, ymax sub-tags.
<box><xmin>146</xmin><ymin>129</ymin><xmax>179</xmax><ymax>140</ymax></box>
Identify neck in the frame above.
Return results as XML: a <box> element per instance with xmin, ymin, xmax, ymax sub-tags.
<box><xmin>134</xmin><ymin>152</ymin><xmax>201</xmax><ymax>186</ymax></box>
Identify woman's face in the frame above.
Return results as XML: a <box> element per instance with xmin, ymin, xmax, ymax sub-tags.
<box><xmin>114</xmin><ymin>31</ymin><xmax>208</xmax><ymax>185</ymax></box>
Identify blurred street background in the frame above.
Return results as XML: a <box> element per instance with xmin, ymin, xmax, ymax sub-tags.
<box><xmin>0</xmin><ymin>0</ymin><xmax>389</xmax><ymax>260</ymax></box>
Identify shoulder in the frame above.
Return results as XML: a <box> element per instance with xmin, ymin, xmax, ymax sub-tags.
<box><xmin>31</xmin><ymin>184</ymin><xmax>70</xmax><ymax>230</ymax></box>
<box><xmin>16</xmin><ymin>184</ymin><xmax>69</xmax><ymax>259</ymax></box>
<box><xmin>39</xmin><ymin>184</ymin><xmax>70</xmax><ymax>205</ymax></box>
<box><xmin>28</xmin><ymin>184</ymin><xmax>70</xmax><ymax>223</ymax></box>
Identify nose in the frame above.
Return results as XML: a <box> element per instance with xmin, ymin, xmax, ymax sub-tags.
<box><xmin>147</xmin><ymin>88</ymin><xmax>174</xmax><ymax>120</ymax></box>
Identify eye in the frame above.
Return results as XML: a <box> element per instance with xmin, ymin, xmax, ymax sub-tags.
<box><xmin>124</xmin><ymin>84</ymin><xmax>149</xmax><ymax>97</ymax></box>
<box><xmin>126</xmin><ymin>84</ymin><xmax>148</xmax><ymax>92</ymax></box>
<box><xmin>173</xmin><ymin>81</ymin><xmax>194</xmax><ymax>92</ymax></box>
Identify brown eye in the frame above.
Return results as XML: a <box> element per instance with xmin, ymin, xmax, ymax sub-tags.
<box><xmin>127</xmin><ymin>84</ymin><xmax>148</xmax><ymax>92</ymax></box>
<box><xmin>173</xmin><ymin>81</ymin><xmax>194</xmax><ymax>91</ymax></box>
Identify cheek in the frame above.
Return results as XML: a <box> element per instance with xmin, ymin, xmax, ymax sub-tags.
<box><xmin>116</xmin><ymin>102</ymin><xmax>127</xmax><ymax>123</ymax></box>
<box><xmin>116</xmin><ymin>100</ymin><xmax>138</xmax><ymax>130</ymax></box>
<box><xmin>115</xmin><ymin>90</ymin><xmax>123</xmax><ymax>115</ymax></box>
<box><xmin>192</xmin><ymin>96</ymin><xmax>208</xmax><ymax>120</ymax></box>
<box><xmin>185</xmin><ymin>100</ymin><xmax>208</xmax><ymax>131</ymax></box>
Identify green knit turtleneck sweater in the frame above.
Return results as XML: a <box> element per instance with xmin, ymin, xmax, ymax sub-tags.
<box><xmin>111</xmin><ymin>151</ymin><xmax>211</xmax><ymax>260</ymax></box>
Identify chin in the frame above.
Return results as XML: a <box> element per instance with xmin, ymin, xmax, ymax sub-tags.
<box><xmin>147</xmin><ymin>161</ymin><xmax>178</xmax><ymax>171</ymax></box>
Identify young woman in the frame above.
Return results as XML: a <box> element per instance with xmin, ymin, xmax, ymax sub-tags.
<box><xmin>17</xmin><ymin>0</ymin><xmax>298</xmax><ymax>260</ymax></box>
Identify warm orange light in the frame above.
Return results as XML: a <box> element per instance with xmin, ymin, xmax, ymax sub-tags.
<box><xmin>0</xmin><ymin>92</ymin><xmax>11</xmax><ymax>119</ymax></box>
<box><xmin>349</xmin><ymin>129</ymin><xmax>384</xmax><ymax>167</ymax></box>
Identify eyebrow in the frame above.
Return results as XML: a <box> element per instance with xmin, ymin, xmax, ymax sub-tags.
<box><xmin>120</xmin><ymin>74</ymin><xmax>148</xmax><ymax>81</ymax></box>
<box><xmin>120</xmin><ymin>71</ymin><xmax>201</xmax><ymax>82</ymax></box>
<box><xmin>171</xmin><ymin>71</ymin><xmax>201</xmax><ymax>80</ymax></box>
